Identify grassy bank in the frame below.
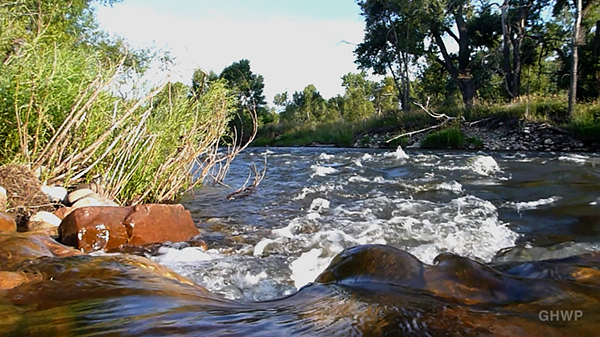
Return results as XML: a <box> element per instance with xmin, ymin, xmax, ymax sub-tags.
<box><xmin>0</xmin><ymin>1</ymin><xmax>237</xmax><ymax>204</ymax></box>
<box><xmin>254</xmin><ymin>97</ymin><xmax>600</xmax><ymax>149</ymax></box>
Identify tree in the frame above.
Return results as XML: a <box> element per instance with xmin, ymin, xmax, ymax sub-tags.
<box><xmin>219</xmin><ymin>59</ymin><xmax>267</xmax><ymax>138</ymax></box>
<box><xmin>551</xmin><ymin>0</ymin><xmax>599</xmax><ymax>110</ymax></box>
<box><xmin>494</xmin><ymin>0</ymin><xmax>550</xmax><ymax>100</ymax></box>
<box><xmin>341</xmin><ymin>72</ymin><xmax>376</xmax><ymax>121</ymax></box>
<box><xmin>273</xmin><ymin>91</ymin><xmax>289</xmax><ymax>108</ymax></box>
<box><xmin>292</xmin><ymin>84</ymin><xmax>328</xmax><ymax>122</ymax></box>
<box><xmin>191</xmin><ymin>69</ymin><xmax>218</xmax><ymax>98</ymax></box>
<box><xmin>372</xmin><ymin>76</ymin><xmax>399</xmax><ymax>115</ymax></box>
<box><xmin>355</xmin><ymin>0</ymin><xmax>427</xmax><ymax>111</ymax></box>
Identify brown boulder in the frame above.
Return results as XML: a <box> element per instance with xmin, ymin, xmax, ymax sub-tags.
<box><xmin>59</xmin><ymin>204</ymin><xmax>199</xmax><ymax>252</ymax></box>
<box><xmin>53</xmin><ymin>206</ymin><xmax>73</xmax><ymax>220</ymax></box>
<box><xmin>0</xmin><ymin>212</ymin><xmax>16</xmax><ymax>233</ymax></box>
<box><xmin>0</xmin><ymin>231</ymin><xmax>83</xmax><ymax>271</ymax></box>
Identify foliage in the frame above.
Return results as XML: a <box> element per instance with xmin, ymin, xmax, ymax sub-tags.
<box><xmin>420</xmin><ymin>127</ymin><xmax>466</xmax><ymax>149</ymax></box>
<box><xmin>569</xmin><ymin>103</ymin><xmax>600</xmax><ymax>142</ymax></box>
<box><xmin>219</xmin><ymin>59</ymin><xmax>268</xmax><ymax>142</ymax></box>
<box><xmin>0</xmin><ymin>0</ymin><xmax>237</xmax><ymax>204</ymax></box>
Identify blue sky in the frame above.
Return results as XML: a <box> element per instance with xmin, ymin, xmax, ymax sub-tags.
<box><xmin>95</xmin><ymin>0</ymin><xmax>366</xmax><ymax>105</ymax></box>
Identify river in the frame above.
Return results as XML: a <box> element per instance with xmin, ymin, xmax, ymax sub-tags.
<box><xmin>2</xmin><ymin>147</ymin><xmax>599</xmax><ymax>336</ymax></box>
<box><xmin>153</xmin><ymin>147</ymin><xmax>600</xmax><ymax>301</ymax></box>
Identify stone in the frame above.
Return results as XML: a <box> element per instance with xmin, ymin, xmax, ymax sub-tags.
<box><xmin>0</xmin><ymin>231</ymin><xmax>83</xmax><ymax>271</ymax></box>
<box><xmin>59</xmin><ymin>204</ymin><xmax>199</xmax><ymax>252</ymax></box>
<box><xmin>67</xmin><ymin>188</ymin><xmax>95</xmax><ymax>205</ymax></box>
<box><xmin>28</xmin><ymin>211</ymin><xmax>62</xmax><ymax>236</ymax></box>
<box><xmin>70</xmin><ymin>192</ymin><xmax>118</xmax><ymax>209</ymax></box>
<box><xmin>0</xmin><ymin>271</ymin><xmax>28</xmax><ymax>290</ymax></box>
<box><xmin>54</xmin><ymin>206</ymin><xmax>73</xmax><ymax>220</ymax></box>
<box><xmin>41</xmin><ymin>185</ymin><xmax>68</xmax><ymax>204</ymax></box>
<box><xmin>0</xmin><ymin>212</ymin><xmax>16</xmax><ymax>233</ymax></box>
<box><xmin>0</xmin><ymin>186</ymin><xmax>6</xmax><ymax>212</ymax></box>
<box><xmin>544</xmin><ymin>138</ymin><xmax>553</xmax><ymax>145</ymax></box>
<box><xmin>71</xmin><ymin>196</ymin><xmax>103</xmax><ymax>209</ymax></box>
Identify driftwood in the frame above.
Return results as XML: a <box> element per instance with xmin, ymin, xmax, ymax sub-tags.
<box><xmin>387</xmin><ymin>98</ymin><xmax>461</xmax><ymax>143</ymax></box>
<box><xmin>226</xmin><ymin>154</ymin><xmax>267</xmax><ymax>200</ymax></box>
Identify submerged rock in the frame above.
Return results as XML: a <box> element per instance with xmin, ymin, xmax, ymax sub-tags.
<box><xmin>314</xmin><ymin>244</ymin><xmax>599</xmax><ymax>335</ymax></box>
<box><xmin>0</xmin><ymin>232</ymin><xmax>83</xmax><ymax>271</ymax></box>
<box><xmin>59</xmin><ymin>204</ymin><xmax>200</xmax><ymax>252</ymax></box>
<box><xmin>0</xmin><ymin>240</ymin><xmax>597</xmax><ymax>336</ymax></box>
<box><xmin>0</xmin><ymin>212</ymin><xmax>16</xmax><ymax>233</ymax></box>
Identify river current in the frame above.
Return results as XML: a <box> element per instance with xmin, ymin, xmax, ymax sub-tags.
<box><xmin>150</xmin><ymin>147</ymin><xmax>600</xmax><ymax>302</ymax></box>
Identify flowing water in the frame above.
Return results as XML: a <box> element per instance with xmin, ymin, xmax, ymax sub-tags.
<box><xmin>154</xmin><ymin>147</ymin><xmax>600</xmax><ymax>301</ymax></box>
<box><xmin>2</xmin><ymin>147</ymin><xmax>600</xmax><ymax>336</ymax></box>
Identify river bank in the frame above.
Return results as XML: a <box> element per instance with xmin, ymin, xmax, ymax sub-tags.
<box><xmin>352</xmin><ymin>119</ymin><xmax>599</xmax><ymax>152</ymax></box>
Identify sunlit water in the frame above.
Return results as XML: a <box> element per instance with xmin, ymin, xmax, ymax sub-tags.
<box><xmin>148</xmin><ymin>147</ymin><xmax>600</xmax><ymax>302</ymax></box>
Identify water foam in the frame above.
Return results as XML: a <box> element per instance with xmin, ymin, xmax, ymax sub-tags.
<box><xmin>384</xmin><ymin>146</ymin><xmax>409</xmax><ymax>160</ymax></box>
<box><xmin>468</xmin><ymin>155</ymin><xmax>501</xmax><ymax>176</ymax></box>
<box><xmin>310</xmin><ymin>164</ymin><xmax>338</xmax><ymax>177</ymax></box>
<box><xmin>558</xmin><ymin>154</ymin><xmax>589</xmax><ymax>164</ymax></box>
<box><xmin>506</xmin><ymin>196</ymin><xmax>561</xmax><ymax>212</ymax></box>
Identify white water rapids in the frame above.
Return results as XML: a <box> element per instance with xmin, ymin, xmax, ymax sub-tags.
<box><xmin>149</xmin><ymin>148</ymin><xmax>600</xmax><ymax>302</ymax></box>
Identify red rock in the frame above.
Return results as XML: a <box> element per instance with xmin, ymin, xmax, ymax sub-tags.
<box><xmin>59</xmin><ymin>204</ymin><xmax>199</xmax><ymax>252</ymax></box>
<box><xmin>0</xmin><ymin>212</ymin><xmax>16</xmax><ymax>233</ymax></box>
<box><xmin>53</xmin><ymin>206</ymin><xmax>73</xmax><ymax>220</ymax></box>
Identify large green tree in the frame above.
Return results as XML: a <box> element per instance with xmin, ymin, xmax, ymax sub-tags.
<box><xmin>355</xmin><ymin>0</ymin><xmax>427</xmax><ymax>111</ymax></box>
<box><xmin>219</xmin><ymin>59</ymin><xmax>268</xmax><ymax>139</ymax></box>
<box><xmin>341</xmin><ymin>72</ymin><xmax>376</xmax><ymax>121</ymax></box>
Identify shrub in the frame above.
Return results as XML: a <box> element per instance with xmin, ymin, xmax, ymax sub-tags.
<box><xmin>421</xmin><ymin>127</ymin><xmax>466</xmax><ymax>149</ymax></box>
<box><xmin>0</xmin><ymin>1</ymin><xmax>237</xmax><ymax>204</ymax></box>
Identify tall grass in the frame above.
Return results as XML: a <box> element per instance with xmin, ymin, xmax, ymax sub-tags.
<box><xmin>0</xmin><ymin>2</ymin><xmax>240</xmax><ymax>204</ymax></box>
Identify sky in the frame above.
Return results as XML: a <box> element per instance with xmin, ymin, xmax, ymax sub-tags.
<box><xmin>95</xmin><ymin>0</ymin><xmax>367</xmax><ymax>106</ymax></box>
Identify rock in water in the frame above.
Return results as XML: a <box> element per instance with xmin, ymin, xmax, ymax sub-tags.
<box><xmin>0</xmin><ymin>212</ymin><xmax>16</xmax><ymax>233</ymax></box>
<box><xmin>313</xmin><ymin>244</ymin><xmax>599</xmax><ymax>336</ymax></box>
<box><xmin>0</xmin><ymin>241</ymin><xmax>597</xmax><ymax>336</ymax></box>
<box><xmin>0</xmin><ymin>231</ymin><xmax>83</xmax><ymax>271</ymax></box>
<box><xmin>59</xmin><ymin>205</ymin><xmax>200</xmax><ymax>252</ymax></box>
<box><xmin>27</xmin><ymin>211</ymin><xmax>62</xmax><ymax>236</ymax></box>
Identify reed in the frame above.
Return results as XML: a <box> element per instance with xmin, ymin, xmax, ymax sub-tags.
<box><xmin>0</xmin><ymin>2</ymin><xmax>244</xmax><ymax>204</ymax></box>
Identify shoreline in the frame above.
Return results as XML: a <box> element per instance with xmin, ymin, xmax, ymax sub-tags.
<box><xmin>285</xmin><ymin>119</ymin><xmax>600</xmax><ymax>152</ymax></box>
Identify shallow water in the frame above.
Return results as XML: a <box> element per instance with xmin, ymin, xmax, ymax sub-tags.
<box><xmin>163</xmin><ymin>148</ymin><xmax>600</xmax><ymax>300</ymax></box>
<box><xmin>2</xmin><ymin>147</ymin><xmax>599</xmax><ymax>336</ymax></box>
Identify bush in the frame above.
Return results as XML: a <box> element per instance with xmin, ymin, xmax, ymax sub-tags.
<box><xmin>421</xmin><ymin>127</ymin><xmax>466</xmax><ymax>149</ymax></box>
<box><xmin>0</xmin><ymin>1</ymin><xmax>236</xmax><ymax>204</ymax></box>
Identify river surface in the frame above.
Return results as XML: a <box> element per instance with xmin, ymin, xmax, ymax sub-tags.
<box><xmin>151</xmin><ymin>147</ymin><xmax>600</xmax><ymax>301</ymax></box>
<box><xmin>2</xmin><ymin>147</ymin><xmax>600</xmax><ymax>336</ymax></box>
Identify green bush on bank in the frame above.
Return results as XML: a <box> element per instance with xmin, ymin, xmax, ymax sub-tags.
<box><xmin>420</xmin><ymin>127</ymin><xmax>465</xmax><ymax>149</ymax></box>
<box><xmin>0</xmin><ymin>1</ymin><xmax>235</xmax><ymax>204</ymax></box>
<box><xmin>569</xmin><ymin>103</ymin><xmax>600</xmax><ymax>143</ymax></box>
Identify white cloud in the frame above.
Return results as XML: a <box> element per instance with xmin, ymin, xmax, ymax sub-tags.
<box><xmin>96</xmin><ymin>4</ymin><xmax>364</xmax><ymax>105</ymax></box>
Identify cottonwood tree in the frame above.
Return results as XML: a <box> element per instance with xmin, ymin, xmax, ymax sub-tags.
<box><xmin>341</xmin><ymin>72</ymin><xmax>376</xmax><ymax>121</ymax></box>
<box><xmin>355</xmin><ymin>0</ymin><xmax>426</xmax><ymax>111</ymax></box>
<box><xmin>497</xmin><ymin>0</ymin><xmax>549</xmax><ymax>100</ymax></box>
<box><xmin>219</xmin><ymin>59</ymin><xmax>268</xmax><ymax>138</ymax></box>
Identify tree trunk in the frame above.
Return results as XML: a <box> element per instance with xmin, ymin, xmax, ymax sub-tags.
<box><xmin>501</xmin><ymin>1</ymin><xmax>516</xmax><ymax>99</ymax></box>
<box><xmin>568</xmin><ymin>0</ymin><xmax>582</xmax><ymax>115</ymax></box>
<box><xmin>431</xmin><ymin>8</ymin><xmax>478</xmax><ymax>107</ymax></box>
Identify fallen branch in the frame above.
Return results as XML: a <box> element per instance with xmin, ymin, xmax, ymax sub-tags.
<box><xmin>226</xmin><ymin>154</ymin><xmax>267</xmax><ymax>200</ymax></box>
<box><xmin>467</xmin><ymin>117</ymin><xmax>496</xmax><ymax>127</ymax></box>
<box><xmin>386</xmin><ymin>119</ymin><xmax>451</xmax><ymax>142</ymax></box>
<box><xmin>387</xmin><ymin>97</ymin><xmax>459</xmax><ymax>143</ymax></box>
